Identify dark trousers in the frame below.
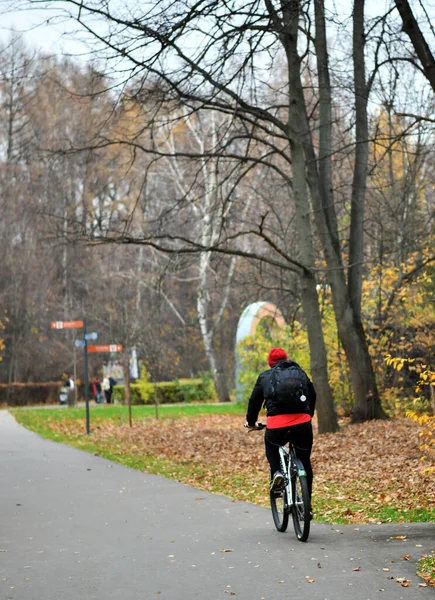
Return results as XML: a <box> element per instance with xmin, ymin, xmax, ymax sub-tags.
<box><xmin>264</xmin><ymin>420</ymin><xmax>313</xmax><ymax>498</ymax></box>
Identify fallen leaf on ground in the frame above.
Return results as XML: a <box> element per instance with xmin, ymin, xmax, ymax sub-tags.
<box><xmin>46</xmin><ymin>415</ymin><xmax>435</xmax><ymax>525</ymax></box>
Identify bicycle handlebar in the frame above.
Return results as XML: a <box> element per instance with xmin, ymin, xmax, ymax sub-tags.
<box><xmin>244</xmin><ymin>422</ymin><xmax>266</xmax><ymax>431</ymax></box>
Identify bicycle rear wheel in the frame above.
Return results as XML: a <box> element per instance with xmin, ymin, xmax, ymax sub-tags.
<box><xmin>291</xmin><ymin>461</ymin><xmax>310</xmax><ymax>542</ymax></box>
<box><xmin>270</xmin><ymin>487</ymin><xmax>289</xmax><ymax>532</ymax></box>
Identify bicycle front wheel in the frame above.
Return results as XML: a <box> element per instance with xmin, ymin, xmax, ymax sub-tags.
<box><xmin>270</xmin><ymin>487</ymin><xmax>289</xmax><ymax>532</ymax></box>
<box><xmin>291</xmin><ymin>465</ymin><xmax>310</xmax><ymax>542</ymax></box>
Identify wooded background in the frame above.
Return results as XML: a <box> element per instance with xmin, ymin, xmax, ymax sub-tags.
<box><xmin>0</xmin><ymin>0</ymin><xmax>434</xmax><ymax>431</ymax></box>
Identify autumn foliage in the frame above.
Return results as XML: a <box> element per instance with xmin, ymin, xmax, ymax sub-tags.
<box><xmin>237</xmin><ymin>245</ymin><xmax>435</xmax><ymax>421</ymax></box>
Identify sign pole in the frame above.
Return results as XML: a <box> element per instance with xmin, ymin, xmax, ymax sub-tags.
<box><xmin>51</xmin><ymin>319</ymin><xmax>93</xmax><ymax>434</ymax></box>
<box><xmin>73</xmin><ymin>344</ymin><xmax>78</xmax><ymax>406</ymax></box>
<box><xmin>83</xmin><ymin>318</ymin><xmax>90</xmax><ymax>435</ymax></box>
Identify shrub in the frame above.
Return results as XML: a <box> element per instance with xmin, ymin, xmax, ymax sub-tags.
<box><xmin>406</xmin><ymin>411</ymin><xmax>435</xmax><ymax>475</ymax></box>
<box><xmin>176</xmin><ymin>372</ymin><xmax>217</xmax><ymax>403</ymax></box>
<box><xmin>155</xmin><ymin>381</ymin><xmax>181</xmax><ymax>404</ymax></box>
<box><xmin>112</xmin><ymin>374</ymin><xmax>216</xmax><ymax>405</ymax></box>
<box><xmin>0</xmin><ymin>382</ymin><xmax>86</xmax><ymax>407</ymax></box>
<box><xmin>136</xmin><ymin>365</ymin><xmax>155</xmax><ymax>403</ymax></box>
<box><xmin>364</xmin><ymin>254</ymin><xmax>435</xmax><ymax>415</ymax></box>
<box><xmin>112</xmin><ymin>384</ymin><xmax>142</xmax><ymax>404</ymax></box>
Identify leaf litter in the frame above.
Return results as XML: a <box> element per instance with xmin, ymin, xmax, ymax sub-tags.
<box><xmin>49</xmin><ymin>414</ymin><xmax>434</xmax><ymax>524</ymax></box>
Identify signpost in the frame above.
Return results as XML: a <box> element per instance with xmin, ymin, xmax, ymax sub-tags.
<box><xmin>51</xmin><ymin>321</ymin><xmax>84</xmax><ymax>329</ymax></box>
<box><xmin>51</xmin><ymin>319</ymin><xmax>92</xmax><ymax>434</ymax></box>
<box><xmin>51</xmin><ymin>319</ymin><xmax>122</xmax><ymax>435</ymax></box>
<box><xmin>82</xmin><ymin>320</ymin><xmax>90</xmax><ymax>435</ymax></box>
<box><xmin>87</xmin><ymin>344</ymin><xmax>123</xmax><ymax>353</ymax></box>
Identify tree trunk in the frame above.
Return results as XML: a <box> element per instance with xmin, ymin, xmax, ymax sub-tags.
<box><xmin>197</xmin><ymin>284</ymin><xmax>231</xmax><ymax>402</ymax></box>
<box><xmin>165</xmin><ymin>112</ymin><xmax>233</xmax><ymax>403</ymax></box>
<box><xmin>214</xmin><ymin>366</ymin><xmax>231</xmax><ymax>403</ymax></box>
<box><xmin>284</xmin><ymin>0</ymin><xmax>387</xmax><ymax>423</ymax></box>
<box><xmin>274</xmin><ymin>0</ymin><xmax>339</xmax><ymax>433</ymax></box>
<box><xmin>122</xmin><ymin>353</ymin><xmax>132</xmax><ymax>427</ymax></box>
<box><xmin>300</xmin><ymin>271</ymin><xmax>339</xmax><ymax>433</ymax></box>
<box><xmin>315</xmin><ymin>202</ymin><xmax>387</xmax><ymax>421</ymax></box>
<box><xmin>348</xmin><ymin>0</ymin><xmax>387</xmax><ymax>421</ymax></box>
<box><xmin>314</xmin><ymin>0</ymin><xmax>341</xmax><ymax>261</ymax></box>
<box><xmin>289</xmin><ymin>135</ymin><xmax>338</xmax><ymax>433</ymax></box>
<box><xmin>335</xmin><ymin>302</ymin><xmax>385</xmax><ymax>421</ymax></box>
<box><xmin>394</xmin><ymin>0</ymin><xmax>435</xmax><ymax>94</ymax></box>
<box><xmin>349</xmin><ymin>0</ymin><xmax>369</xmax><ymax>321</ymax></box>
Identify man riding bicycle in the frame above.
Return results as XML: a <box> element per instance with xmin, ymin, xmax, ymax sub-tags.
<box><xmin>245</xmin><ymin>347</ymin><xmax>316</xmax><ymax>507</ymax></box>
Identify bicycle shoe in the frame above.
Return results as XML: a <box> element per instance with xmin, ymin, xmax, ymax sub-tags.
<box><xmin>270</xmin><ymin>471</ymin><xmax>284</xmax><ymax>491</ymax></box>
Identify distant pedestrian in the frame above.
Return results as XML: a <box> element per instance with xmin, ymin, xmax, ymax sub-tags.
<box><xmin>103</xmin><ymin>376</ymin><xmax>112</xmax><ymax>404</ymax></box>
<box><xmin>93</xmin><ymin>378</ymin><xmax>103</xmax><ymax>404</ymax></box>
<box><xmin>65</xmin><ymin>375</ymin><xmax>75</xmax><ymax>407</ymax></box>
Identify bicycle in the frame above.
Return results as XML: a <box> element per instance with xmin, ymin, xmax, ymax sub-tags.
<box><xmin>245</xmin><ymin>422</ymin><xmax>311</xmax><ymax>542</ymax></box>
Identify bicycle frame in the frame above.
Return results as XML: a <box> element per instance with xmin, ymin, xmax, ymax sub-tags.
<box><xmin>246</xmin><ymin>422</ymin><xmax>310</xmax><ymax>541</ymax></box>
<box><xmin>278</xmin><ymin>444</ymin><xmax>306</xmax><ymax>513</ymax></box>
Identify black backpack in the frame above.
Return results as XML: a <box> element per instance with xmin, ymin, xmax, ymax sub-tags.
<box><xmin>270</xmin><ymin>363</ymin><xmax>310</xmax><ymax>413</ymax></box>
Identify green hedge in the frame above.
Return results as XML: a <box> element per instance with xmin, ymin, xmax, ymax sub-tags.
<box><xmin>0</xmin><ymin>376</ymin><xmax>216</xmax><ymax>407</ymax></box>
<box><xmin>0</xmin><ymin>382</ymin><xmax>89</xmax><ymax>407</ymax></box>
<box><xmin>0</xmin><ymin>381</ymin><xmax>92</xmax><ymax>407</ymax></box>
<box><xmin>0</xmin><ymin>383</ymin><xmax>59</xmax><ymax>406</ymax></box>
<box><xmin>112</xmin><ymin>377</ymin><xmax>217</xmax><ymax>405</ymax></box>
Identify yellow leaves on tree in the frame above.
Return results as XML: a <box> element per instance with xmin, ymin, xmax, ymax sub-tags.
<box><xmin>406</xmin><ymin>411</ymin><xmax>435</xmax><ymax>475</ymax></box>
<box><xmin>370</xmin><ymin>110</ymin><xmax>427</xmax><ymax>208</ymax></box>
<box><xmin>362</xmin><ymin>247</ymin><xmax>435</xmax><ymax>414</ymax></box>
<box><xmin>0</xmin><ymin>314</ymin><xmax>5</xmax><ymax>361</ymax></box>
<box><xmin>385</xmin><ymin>354</ymin><xmax>435</xmax><ymax>473</ymax></box>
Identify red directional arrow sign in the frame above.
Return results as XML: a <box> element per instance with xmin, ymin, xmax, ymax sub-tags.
<box><xmin>87</xmin><ymin>344</ymin><xmax>123</xmax><ymax>353</ymax></box>
<box><xmin>51</xmin><ymin>320</ymin><xmax>84</xmax><ymax>329</ymax></box>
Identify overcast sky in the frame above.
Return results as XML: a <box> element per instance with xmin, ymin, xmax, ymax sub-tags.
<box><xmin>0</xmin><ymin>4</ymin><xmax>88</xmax><ymax>57</ymax></box>
<box><xmin>1</xmin><ymin>1</ymin><xmax>434</xmax><ymax>63</ymax></box>
<box><xmin>0</xmin><ymin>1</ymin><xmax>394</xmax><ymax>54</ymax></box>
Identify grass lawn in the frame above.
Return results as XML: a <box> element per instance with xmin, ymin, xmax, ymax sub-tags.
<box><xmin>417</xmin><ymin>552</ymin><xmax>435</xmax><ymax>587</ymax></box>
<box><xmin>12</xmin><ymin>401</ymin><xmax>243</xmax><ymax>425</ymax></box>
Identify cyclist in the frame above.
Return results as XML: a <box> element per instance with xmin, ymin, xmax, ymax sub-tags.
<box><xmin>245</xmin><ymin>347</ymin><xmax>316</xmax><ymax>505</ymax></box>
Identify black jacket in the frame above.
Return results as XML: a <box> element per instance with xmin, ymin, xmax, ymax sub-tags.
<box><xmin>246</xmin><ymin>359</ymin><xmax>316</xmax><ymax>426</ymax></box>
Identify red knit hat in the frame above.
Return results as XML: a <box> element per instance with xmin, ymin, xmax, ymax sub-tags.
<box><xmin>268</xmin><ymin>347</ymin><xmax>288</xmax><ymax>367</ymax></box>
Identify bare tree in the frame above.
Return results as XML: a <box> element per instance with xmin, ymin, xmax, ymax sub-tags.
<box><xmin>7</xmin><ymin>0</ymin><xmax>404</xmax><ymax>425</ymax></box>
<box><xmin>22</xmin><ymin>0</ymin><xmax>399</xmax><ymax>428</ymax></box>
<box><xmin>394</xmin><ymin>0</ymin><xmax>435</xmax><ymax>94</ymax></box>
<box><xmin>151</xmin><ymin>108</ymin><xmax>253</xmax><ymax>402</ymax></box>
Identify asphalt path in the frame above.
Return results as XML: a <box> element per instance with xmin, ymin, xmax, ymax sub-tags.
<box><xmin>1</xmin><ymin>410</ymin><xmax>433</xmax><ymax>600</ymax></box>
